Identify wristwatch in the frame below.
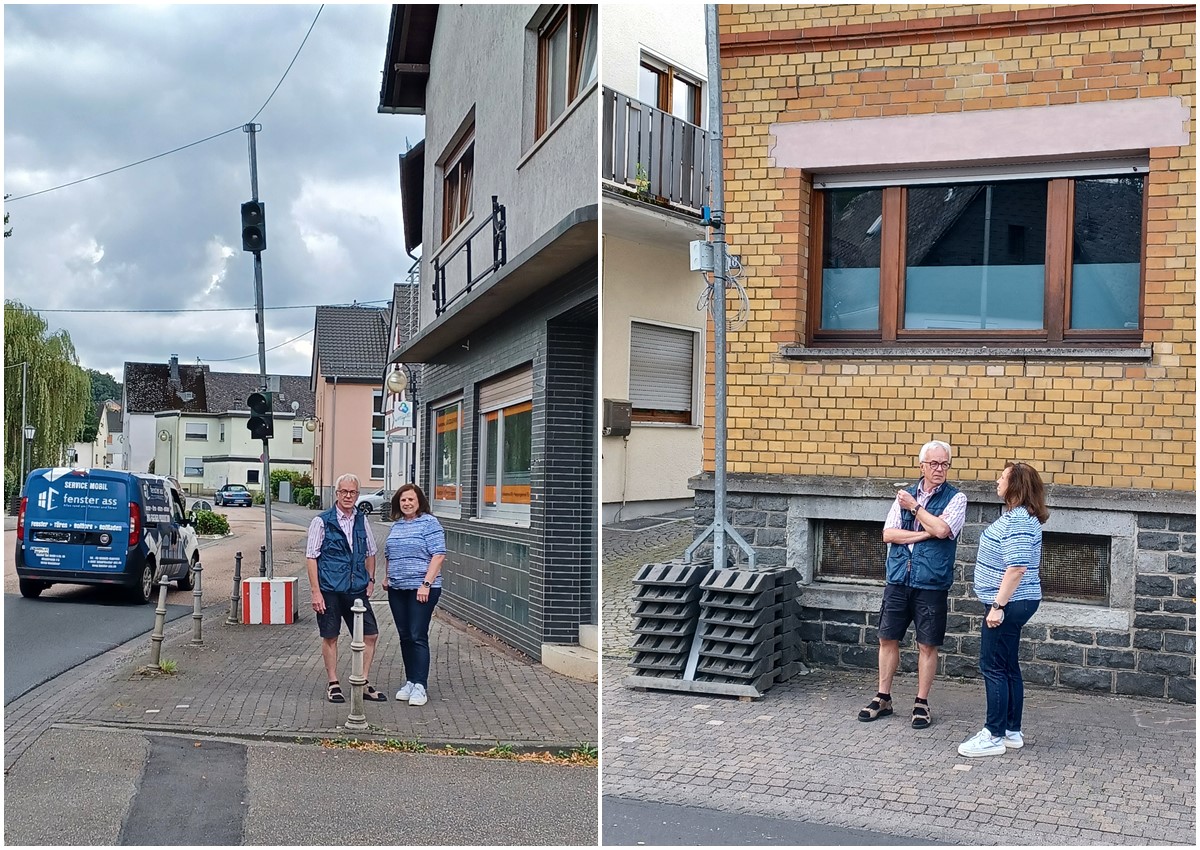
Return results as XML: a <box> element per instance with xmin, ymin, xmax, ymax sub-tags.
<box><xmin>991</xmin><ymin>602</ymin><xmax>1006</xmax><ymax>611</ymax></box>
<box><xmin>422</xmin><ymin>580</ymin><xmax>432</xmax><ymax>588</ymax></box>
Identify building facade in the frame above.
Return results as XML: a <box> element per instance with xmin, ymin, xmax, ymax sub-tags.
<box><xmin>703</xmin><ymin>4</ymin><xmax>1195</xmax><ymax>701</ymax></box>
<box><xmin>601</xmin><ymin>4</ymin><xmax>711</xmax><ymax>522</ymax></box>
<box><xmin>380</xmin><ymin>4</ymin><xmax>599</xmax><ymax>665</ymax></box>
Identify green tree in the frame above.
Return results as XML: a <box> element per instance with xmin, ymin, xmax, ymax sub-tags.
<box><xmin>4</xmin><ymin>301</ymin><xmax>91</xmax><ymax>501</ymax></box>
<box><xmin>76</xmin><ymin>368</ymin><xmax>123</xmax><ymax>443</ymax></box>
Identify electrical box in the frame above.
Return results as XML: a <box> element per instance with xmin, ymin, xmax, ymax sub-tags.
<box><xmin>689</xmin><ymin>240</ymin><xmax>715</xmax><ymax>272</ymax></box>
<box><xmin>602</xmin><ymin>398</ymin><xmax>632</xmax><ymax>437</ymax></box>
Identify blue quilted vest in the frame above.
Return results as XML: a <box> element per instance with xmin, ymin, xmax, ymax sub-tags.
<box><xmin>884</xmin><ymin>482</ymin><xmax>961</xmax><ymax>590</ymax></box>
<box><xmin>316</xmin><ymin>506</ymin><xmax>371</xmax><ymax>594</ymax></box>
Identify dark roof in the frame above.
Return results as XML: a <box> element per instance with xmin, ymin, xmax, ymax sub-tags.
<box><xmin>123</xmin><ymin>362</ymin><xmax>209</xmax><ymax>414</ymax></box>
<box><xmin>378</xmin><ymin>4</ymin><xmax>439</xmax><ymax>115</ymax></box>
<box><xmin>399</xmin><ymin>139</ymin><xmax>425</xmax><ymax>252</ymax></box>
<box><xmin>204</xmin><ymin>372</ymin><xmax>315</xmax><ymax>417</ymax></box>
<box><xmin>312</xmin><ymin>305</ymin><xmax>392</xmax><ymax>381</ymax></box>
<box><xmin>105</xmin><ymin>405</ymin><xmax>123</xmax><ymax>434</ymax></box>
<box><xmin>122</xmin><ymin>359</ymin><xmax>313</xmax><ymax>417</ymax></box>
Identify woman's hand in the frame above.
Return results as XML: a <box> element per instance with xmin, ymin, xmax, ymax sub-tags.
<box><xmin>417</xmin><ymin>585</ymin><xmax>430</xmax><ymax>603</ymax></box>
<box><xmin>985</xmin><ymin>607</ymin><xmax>1004</xmax><ymax>628</ymax></box>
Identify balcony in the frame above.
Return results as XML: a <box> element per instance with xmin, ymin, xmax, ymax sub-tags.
<box><xmin>601</xmin><ymin>86</ymin><xmax>709</xmax><ymax>216</ymax></box>
<box><xmin>432</xmin><ymin>195</ymin><xmax>507</xmax><ymax>317</ymax></box>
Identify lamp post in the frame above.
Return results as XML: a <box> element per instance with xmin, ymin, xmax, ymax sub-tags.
<box><xmin>23</xmin><ymin>424</ymin><xmax>37</xmax><ymax>483</ymax></box>
<box><xmin>385</xmin><ymin>365</ymin><xmax>418</xmax><ymax>485</ymax></box>
<box><xmin>305</xmin><ymin>417</ymin><xmax>323</xmax><ymax>506</ymax></box>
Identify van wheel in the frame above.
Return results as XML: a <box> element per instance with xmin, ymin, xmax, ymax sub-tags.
<box><xmin>130</xmin><ymin>562</ymin><xmax>155</xmax><ymax>604</ymax></box>
<box><xmin>19</xmin><ymin>578</ymin><xmax>46</xmax><ymax>599</ymax></box>
<box><xmin>177</xmin><ymin>553</ymin><xmax>198</xmax><ymax>592</ymax></box>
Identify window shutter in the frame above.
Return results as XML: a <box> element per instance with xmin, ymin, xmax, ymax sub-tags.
<box><xmin>629</xmin><ymin>322</ymin><xmax>693</xmax><ymax>412</ymax></box>
<box><xmin>479</xmin><ymin>365</ymin><xmax>533</xmax><ymax>412</ymax></box>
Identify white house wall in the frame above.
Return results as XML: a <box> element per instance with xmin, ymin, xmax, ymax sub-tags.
<box><xmin>601</xmin><ymin>3</ymin><xmax>707</xmax><ymax>111</ymax></box>
<box><xmin>601</xmin><ymin>233</ymin><xmax>705</xmax><ymax>515</ymax></box>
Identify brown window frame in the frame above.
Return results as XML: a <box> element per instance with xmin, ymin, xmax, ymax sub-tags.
<box><xmin>536</xmin><ymin>5</ymin><xmax>597</xmax><ymax>140</ymax></box>
<box><xmin>440</xmin><ymin>131</ymin><xmax>474</xmax><ymax>244</ymax></box>
<box><xmin>807</xmin><ymin>176</ymin><xmax>1148</xmax><ymax>347</ymax></box>
<box><xmin>639</xmin><ymin>58</ymin><xmax>702</xmax><ymax>126</ymax></box>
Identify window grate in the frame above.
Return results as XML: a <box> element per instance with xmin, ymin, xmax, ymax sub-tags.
<box><xmin>817</xmin><ymin>520</ymin><xmax>887</xmax><ymax>581</ymax></box>
<box><xmin>1040</xmin><ymin>532</ymin><xmax>1109</xmax><ymax>605</ymax></box>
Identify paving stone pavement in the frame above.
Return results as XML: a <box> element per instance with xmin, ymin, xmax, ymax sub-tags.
<box><xmin>5</xmin><ymin>508</ymin><xmax>596</xmax><ymax>771</ymax></box>
<box><xmin>600</xmin><ymin>512</ymin><xmax>1197</xmax><ymax>846</ymax></box>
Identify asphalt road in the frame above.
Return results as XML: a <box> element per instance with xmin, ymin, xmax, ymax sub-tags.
<box><xmin>602</xmin><ymin>796</ymin><xmax>948</xmax><ymax>846</ymax></box>
<box><xmin>5</xmin><ymin>725</ymin><xmax>599</xmax><ymax>846</ymax></box>
<box><xmin>3</xmin><ymin>592</ymin><xmax>191</xmax><ymax>704</ymax></box>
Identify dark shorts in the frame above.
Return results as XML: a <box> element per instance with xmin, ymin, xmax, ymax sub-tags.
<box><xmin>316</xmin><ymin>590</ymin><xmax>379</xmax><ymax>639</ymax></box>
<box><xmin>877</xmin><ymin>583</ymin><xmax>948</xmax><ymax>647</ymax></box>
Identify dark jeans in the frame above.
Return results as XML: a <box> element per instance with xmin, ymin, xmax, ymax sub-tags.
<box><xmin>387</xmin><ymin>587</ymin><xmax>441</xmax><ymax>686</ymax></box>
<box><xmin>979</xmin><ymin>597</ymin><xmax>1040</xmax><ymax>737</ymax></box>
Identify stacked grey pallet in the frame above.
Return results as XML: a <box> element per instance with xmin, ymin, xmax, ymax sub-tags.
<box><xmin>628</xmin><ymin>559</ymin><xmax>710</xmax><ymax>679</ymax></box>
<box><xmin>695</xmin><ymin>567</ymin><xmax>804</xmax><ymax>694</ymax></box>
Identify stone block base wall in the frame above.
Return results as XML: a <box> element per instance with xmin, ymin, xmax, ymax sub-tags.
<box><xmin>692</xmin><ymin>475</ymin><xmax>1195</xmax><ymax>703</ymax></box>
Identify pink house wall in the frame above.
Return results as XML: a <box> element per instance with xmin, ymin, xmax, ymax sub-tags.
<box><xmin>313</xmin><ymin>377</ymin><xmax>380</xmax><ymax>501</ymax></box>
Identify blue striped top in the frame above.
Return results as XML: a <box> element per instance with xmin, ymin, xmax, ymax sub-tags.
<box><xmin>973</xmin><ymin>507</ymin><xmax>1043</xmax><ymax>603</ymax></box>
<box><xmin>384</xmin><ymin>513</ymin><xmax>447</xmax><ymax>590</ymax></box>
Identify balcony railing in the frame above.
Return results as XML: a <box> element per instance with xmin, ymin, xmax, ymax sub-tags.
<box><xmin>432</xmin><ymin>195</ymin><xmax>507</xmax><ymax>316</ymax></box>
<box><xmin>602</xmin><ymin>86</ymin><xmax>709</xmax><ymax>214</ymax></box>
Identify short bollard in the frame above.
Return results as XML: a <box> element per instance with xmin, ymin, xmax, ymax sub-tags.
<box><xmin>149</xmin><ymin>576</ymin><xmax>172</xmax><ymax>667</ymax></box>
<box><xmin>259</xmin><ymin>545</ymin><xmax>267</xmax><ymax>578</ymax></box>
<box><xmin>344</xmin><ymin>597</ymin><xmax>368</xmax><ymax>731</ymax></box>
<box><xmin>190</xmin><ymin>561</ymin><xmax>204</xmax><ymax>646</ymax></box>
<box><xmin>226</xmin><ymin>551</ymin><xmax>243</xmax><ymax>625</ymax></box>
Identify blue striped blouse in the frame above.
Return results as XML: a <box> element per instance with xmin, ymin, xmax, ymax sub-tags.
<box><xmin>384</xmin><ymin>513</ymin><xmax>447</xmax><ymax>590</ymax></box>
<box><xmin>973</xmin><ymin>507</ymin><xmax>1043</xmax><ymax>604</ymax></box>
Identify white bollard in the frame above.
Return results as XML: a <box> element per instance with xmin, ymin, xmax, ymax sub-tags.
<box><xmin>344</xmin><ymin>597</ymin><xmax>368</xmax><ymax>731</ymax></box>
<box><xmin>149</xmin><ymin>576</ymin><xmax>172</xmax><ymax>666</ymax></box>
<box><xmin>190</xmin><ymin>561</ymin><xmax>204</xmax><ymax>646</ymax></box>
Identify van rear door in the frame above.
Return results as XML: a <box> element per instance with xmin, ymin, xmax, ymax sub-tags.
<box><xmin>22</xmin><ymin>469</ymin><xmax>131</xmax><ymax>574</ymax></box>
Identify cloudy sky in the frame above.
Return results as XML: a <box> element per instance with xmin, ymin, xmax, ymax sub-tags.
<box><xmin>4</xmin><ymin>4</ymin><xmax>424</xmax><ymax>380</ymax></box>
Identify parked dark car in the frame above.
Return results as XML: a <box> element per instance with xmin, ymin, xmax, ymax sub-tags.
<box><xmin>214</xmin><ymin>484</ymin><xmax>253</xmax><ymax>507</ymax></box>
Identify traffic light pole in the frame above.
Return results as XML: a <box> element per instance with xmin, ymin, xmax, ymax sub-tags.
<box><xmin>245</xmin><ymin>122</ymin><xmax>274</xmax><ymax>579</ymax></box>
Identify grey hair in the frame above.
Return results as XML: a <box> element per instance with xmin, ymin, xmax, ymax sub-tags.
<box><xmin>919</xmin><ymin>440</ymin><xmax>952</xmax><ymax>463</ymax></box>
<box><xmin>334</xmin><ymin>473</ymin><xmax>360</xmax><ymax>491</ymax></box>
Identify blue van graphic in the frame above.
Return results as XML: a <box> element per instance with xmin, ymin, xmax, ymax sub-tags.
<box><xmin>16</xmin><ymin>468</ymin><xmax>199</xmax><ymax>603</ymax></box>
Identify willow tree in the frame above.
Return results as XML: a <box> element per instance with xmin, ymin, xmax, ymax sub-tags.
<box><xmin>4</xmin><ymin>301</ymin><xmax>90</xmax><ymax>500</ymax></box>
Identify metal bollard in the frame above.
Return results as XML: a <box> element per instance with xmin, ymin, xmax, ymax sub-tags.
<box><xmin>259</xmin><ymin>545</ymin><xmax>267</xmax><ymax>578</ymax></box>
<box><xmin>149</xmin><ymin>576</ymin><xmax>172</xmax><ymax>666</ymax></box>
<box><xmin>190</xmin><ymin>561</ymin><xmax>204</xmax><ymax>646</ymax></box>
<box><xmin>344</xmin><ymin>597</ymin><xmax>368</xmax><ymax>731</ymax></box>
<box><xmin>227</xmin><ymin>551</ymin><xmax>243</xmax><ymax>625</ymax></box>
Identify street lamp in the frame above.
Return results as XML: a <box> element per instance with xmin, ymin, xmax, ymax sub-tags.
<box><xmin>385</xmin><ymin>364</ymin><xmax>419</xmax><ymax>485</ymax></box>
<box><xmin>23</xmin><ymin>424</ymin><xmax>36</xmax><ymax>483</ymax></box>
<box><xmin>158</xmin><ymin>429</ymin><xmax>173</xmax><ymax>479</ymax></box>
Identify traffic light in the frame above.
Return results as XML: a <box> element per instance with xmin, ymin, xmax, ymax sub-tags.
<box><xmin>241</xmin><ymin>200</ymin><xmax>266</xmax><ymax>253</ymax></box>
<box><xmin>247</xmin><ymin>392</ymin><xmax>274</xmax><ymax>440</ymax></box>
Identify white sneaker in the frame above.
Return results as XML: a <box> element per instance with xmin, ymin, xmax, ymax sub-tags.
<box><xmin>1003</xmin><ymin>730</ymin><xmax>1024</xmax><ymax>749</ymax></box>
<box><xmin>408</xmin><ymin>684</ymin><xmax>428</xmax><ymax>706</ymax></box>
<box><xmin>395</xmin><ymin>681</ymin><xmax>414</xmax><ymax>702</ymax></box>
<box><xmin>958</xmin><ymin>729</ymin><xmax>1006</xmax><ymax>758</ymax></box>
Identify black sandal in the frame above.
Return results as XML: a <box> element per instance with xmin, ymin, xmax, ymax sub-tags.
<box><xmin>327</xmin><ymin>681</ymin><xmax>345</xmax><ymax>703</ymax></box>
<box><xmin>857</xmin><ymin>696</ymin><xmax>893</xmax><ymax>722</ymax></box>
<box><xmin>363</xmin><ymin>683</ymin><xmax>388</xmax><ymax>702</ymax></box>
<box><xmin>911</xmin><ymin>702</ymin><xmax>931</xmax><ymax>729</ymax></box>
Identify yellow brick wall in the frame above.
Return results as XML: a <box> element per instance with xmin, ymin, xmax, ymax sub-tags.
<box><xmin>709</xmin><ymin>4</ymin><xmax>1196</xmax><ymax>490</ymax></box>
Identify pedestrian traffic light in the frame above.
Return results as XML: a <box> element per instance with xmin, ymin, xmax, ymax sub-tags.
<box><xmin>241</xmin><ymin>200</ymin><xmax>266</xmax><ymax>253</ymax></box>
<box><xmin>247</xmin><ymin>392</ymin><xmax>274</xmax><ymax>440</ymax></box>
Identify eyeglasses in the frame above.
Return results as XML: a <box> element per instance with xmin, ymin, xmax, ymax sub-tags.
<box><xmin>337</xmin><ymin>489</ymin><xmax>359</xmax><ymax>496</ymax></box>
<box><xmin>921</xmin><ymin>461</ymin><xmax>951</xmax><ymax>470</ymax></box>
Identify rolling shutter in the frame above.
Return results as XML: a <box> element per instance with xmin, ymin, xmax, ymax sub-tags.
<box><xmin>629</xmin><ymin>322</ymin><xmax>694</xmax><ymax>412</ymax></box>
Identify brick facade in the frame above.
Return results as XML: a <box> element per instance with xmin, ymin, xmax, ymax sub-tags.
<box><xmin>695</xmin><ymin>4</ymin><xmax>1195</xmax><ymax>699</ymax></box>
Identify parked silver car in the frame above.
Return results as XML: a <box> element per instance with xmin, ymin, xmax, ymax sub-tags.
<box><xmin>356</xmin><ymin>488</ymin><xmax>389</xmax><ymax>515</ymax></box>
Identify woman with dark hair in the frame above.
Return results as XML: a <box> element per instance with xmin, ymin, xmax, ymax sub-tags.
<box><xmin>382</xmin><ymin>483</ymin><xmax>446</xmax><ymax>706</ymax></box>
<box><xmin>958</xmin><ymin>462</ymin><xmax>1051</xmax><ymax>758</ymax></box>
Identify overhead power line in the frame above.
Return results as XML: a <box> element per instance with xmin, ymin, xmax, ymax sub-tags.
<box><xmin>25</xmin><ymin>299</ymin><xmax>388</xmax><ymax>315</ymax></box>
<box><xmin>5</xmin><ymin>5</ymin><xmax>325</xmax><ymax>204</ymax></box>
<box><xmin>203</xmin><ymin>328</ymin><xmax>314</xmax><ymax>363</ymax></box>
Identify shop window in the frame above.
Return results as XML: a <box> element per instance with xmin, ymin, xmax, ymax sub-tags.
<box><xmin>432</xmin><ymin>399</ymin><xmax>462</xmax><ymax>511</ymax></box>
<box><xmin>478</xmin><ymin>367</ymin><xmax>533</xmax><ymax>523</ymax></box>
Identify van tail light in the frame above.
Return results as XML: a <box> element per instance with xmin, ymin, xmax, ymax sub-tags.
<box><xmin>129</xmin><ymin>502</ymin><xmax>141</xmax><ymax>546</ymax></box>
<box><xmin>17</xmin><ymin>497</ymin><xmax>27</xmax><ymax>540</ymax></box>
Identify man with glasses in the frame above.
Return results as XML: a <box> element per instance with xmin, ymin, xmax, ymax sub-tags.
<box><xmin>305</xmin><ymin>473</ymin><xmax>387</xmax><ymax>703</ymax></box>
<box><xmin>858</xmin><ymin>440</ymin><xmax>967</xmax><ymax>730</ymax></box>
